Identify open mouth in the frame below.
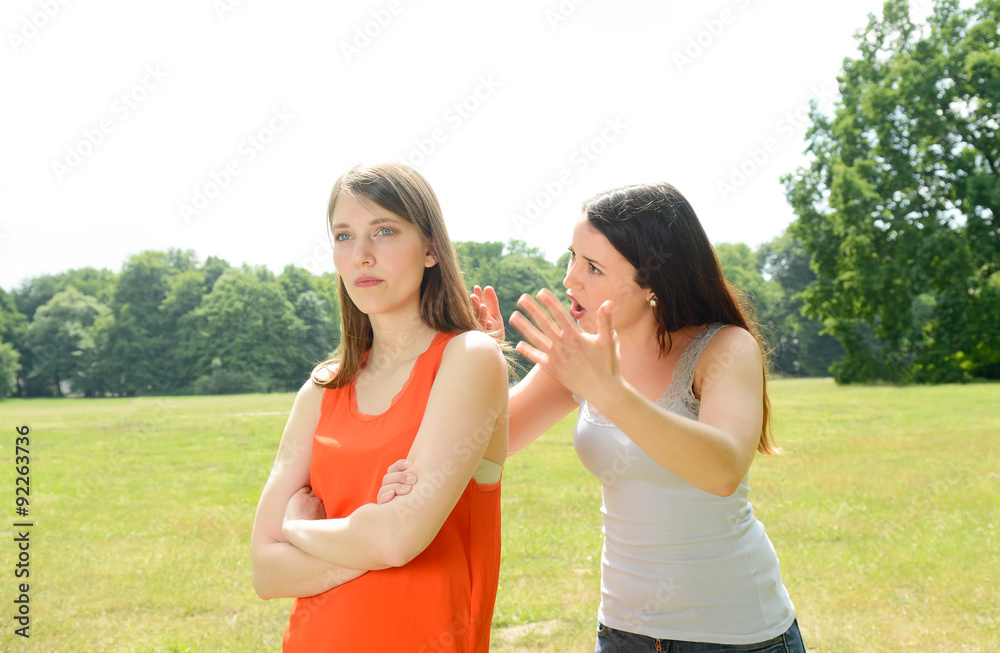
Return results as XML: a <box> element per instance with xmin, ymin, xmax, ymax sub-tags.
<box><xmin>569</xmin><ymin>297</ymin><xmax>586</xmax><ymax>320</ymax></box>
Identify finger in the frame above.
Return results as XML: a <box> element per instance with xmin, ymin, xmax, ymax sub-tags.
<box><xmin>386</xmin><ymin>459</ymin><xmax>413</xmax><ymax>474</ymax></box>
<box><xmin>377</xmin><ymin>489</ymin><xmax>396</xmax><ymax>504</ymax></box>
<box><xmin>536</xmin><ymin>288</ymin><xmax>580</xmax><ymax>334</ymax></box>
<box><xmin>476</xmin><ymin>301</ymin><xmax>490</xmax><ymax>326</ymax></box>
<box><xmin>510</xmin><ymin>310</ymin><xmax>553</xmax><ymax>350</ymax></box>
<box><xmin>515</xmin><ymin>293</ymin><xmax>562</xmax><ymax>338</ymax></box>
<box><xmin>381</xmin><ymin>471</ymin><xmax>417</xmax><ymax>487</ymax></box>
<box><xmin>514</xmin><ymin>339</ymin><xmax>548</xmax><ymax>367</ymax></box>
<box><xmin>484</xmin><ymin>286</ymin><xmax>501</xmax><ymax>320</ymax></box>
<box><xmin>597</xmin><ymin>301</ymin><xmax>615</xmax><ymax>345</ymax></box>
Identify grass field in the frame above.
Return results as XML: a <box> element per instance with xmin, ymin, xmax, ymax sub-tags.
<box><xmin>0</xmin><ymin>378</ymin><xmax>997</xmax><ymax>652</ymax></box>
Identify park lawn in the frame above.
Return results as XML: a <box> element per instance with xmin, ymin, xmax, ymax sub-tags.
<box><xmin>0</xmin><ymin>378</ymin><xmax>996</xmax><ymax>652</ymax></box>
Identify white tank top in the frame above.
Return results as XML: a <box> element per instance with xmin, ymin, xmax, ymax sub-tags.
<box><xmin>573</xmin><ymin>323</ymin><xmax>795</xmax><ymax>644</ymax></box>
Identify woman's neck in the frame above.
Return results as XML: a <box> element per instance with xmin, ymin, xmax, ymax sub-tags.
<box><xmin>367</xmin><ymin>311</ymin><xmax>438</xmax><ymax>367</ymax></box>
<box><xmin>613</xmin><ymin>315</ymin><xmax>662</xmax><ymax>358</ymax></box>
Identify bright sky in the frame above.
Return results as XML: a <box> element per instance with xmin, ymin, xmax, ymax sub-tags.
<box><xmin>0</xmin><ymin>0</ymin><xmax>934</xmax><ymax>292</ymax></box>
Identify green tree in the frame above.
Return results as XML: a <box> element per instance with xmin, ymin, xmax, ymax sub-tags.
<box><xmin>25</xmin><ymin>287</ymin><xmax>110</xmax><ymax>396</ymax></box>
<box><xmin>783</xmin><ymin>0</ymin><xmax>1000</xmax><ymax>382</ymax></box>
<box><xmin>715</xmin><ymin>243</ymin><xmax>783</xmax><ymax>322</ymax></box>
<box><xmin>159</xmin><ymin>268</ymin><xmax>209</xmax><ymax>390</ymax></box>
<box><xmin>278</xmin><ymin>265</ymin><xmax>316</xmax><ymax>305</ymax></box>
<box><xmin>12</xmin><ymin>267</ymin><xmax>117</xmax><ymax>321</ymax></box>
<box><xmin>105</xmin><ymin>251</ymin><xmax>174</xmax><ymax>394</ymax></box>
<box><xmin>312</xmin><ymin>273</ymin><xmax>342</xmax><ymax>352</ymax></box>
<box><xmin>454</xmin><ymin>241</ymin><xmax>504</xmax><ymax>290</ymax></box>
<box><xmin>105</xmin><ymin>249</ymin><xmax>199</xmax><ymax>394</ymax></box>
<box><xmin>202</xmin><ymin>256</ymin><xmax>231</xmax><ymax>291</ymax></box>
<box><xmin>549</xmin><ymin>251</ymin><xmax>571</xmax><ymax>292</ymax></box>
<box><xmin>757</xmin><ymin>233</ymin><xmax>844</xmax><ymax>376</ymax></box>
<box><xmin>178</xmin><ymin>267</ymin><xmax>307</xmax><ymax>392</ymax></box>
<box><xmin>0</xmin><ymin>340</ymin><xmax>19</xmax><ymax>399</ymax></box>
<box><xmin>295</xmin><ymin>290</ymin><xmax>333</xmax><ymax>368</ymax></box>
<box><xmin>0</xmin><ymin>288</ymin><xmax>28</xmax><ymax>397</ymax></box>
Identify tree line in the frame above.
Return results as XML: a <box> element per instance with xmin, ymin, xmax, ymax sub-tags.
<box><xmin>0</xmin><ymin>237</ymin><xmax>840</xmax><ymax>399</ymax></box>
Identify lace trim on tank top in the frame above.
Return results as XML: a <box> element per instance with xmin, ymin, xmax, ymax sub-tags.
<box><xmin>573</xmin><ymin>323</ymin><xmax>727</xmax><ymax>427</ymax></box>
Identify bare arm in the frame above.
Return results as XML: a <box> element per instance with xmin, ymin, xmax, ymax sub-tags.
<box><xmin>250</xmin><ymin>378</ymin><xmax>367</xmax><ymax>599</ymax></box>
<box><xmin>594</xmin><ymin>326</ymin><xmax>764</xmax><ymax>496</ymax></box>
<box><xmin>513</xmin><ymin>290</ymin><xmax>764</xmax><ymax>497</ymax></box>
<box><xmin>473</xmin><ymin>284</ymin><xmax>577</xmax><ymax>455</ymax></box>
<box><xmin>283</xmin><ymin>331</ymin><xmax>509</xmax><ymax>569</ymax></box>
<box><xmin>508</xmin><ymin>363</ymin><xmax>578</xmax><ymax>454</ymax></box>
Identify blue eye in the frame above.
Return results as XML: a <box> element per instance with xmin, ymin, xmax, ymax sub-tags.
<box><xmin>334</xmin><ymin>233</ymin><xmax>351</xmax><ymax>242</ymax></box>
<box><xmin>377</xmin><ymin>227</ymin><xmax>395</xmax><ymax>236</ymax></box>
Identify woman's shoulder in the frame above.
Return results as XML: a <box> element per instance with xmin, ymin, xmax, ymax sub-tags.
<box><xmin>442</xmin><ymin>329</ymin><xmax>503</xmax><ymax>354</ymax></box>
<box><xmin>701</xmin><ymin>323</ymin><xmax>758</xmax><ymax>352</ymax></box>
<box><xmin>439</xmin><ymin>330</ymin><xmax>506</xmax><ymax>376</ymax></box>
<box><xmin>693</xmin><ymin>324</ymin><xmax>763</xmax><ymax>388</ymax></box>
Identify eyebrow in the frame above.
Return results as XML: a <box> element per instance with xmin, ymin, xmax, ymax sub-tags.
<box><xmin>330</xmin><ymin>216</ymin><xmax>401</xmax><ymax>230</ymax></box>
<box><xmin>570</xmin><ymin>246</ymin><xmax>604</xmax><ymax>268</ymax></box>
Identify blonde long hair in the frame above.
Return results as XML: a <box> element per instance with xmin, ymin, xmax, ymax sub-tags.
<box><xmin>313</xmin><ymin>163</ymin><xmax>483</xmax><ymax>389</ymax></box>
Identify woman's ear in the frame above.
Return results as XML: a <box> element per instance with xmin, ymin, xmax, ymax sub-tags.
<box><xmin>424</xmin><ymin>243</ymin><xmax>439</xmax><ymax>268</ymax></box>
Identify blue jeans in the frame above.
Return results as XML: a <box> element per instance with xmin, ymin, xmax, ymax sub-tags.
<box><xmin>595</xmin><ymin>619</ymin><xmax>806</xmax><ymax>653</ymax></box>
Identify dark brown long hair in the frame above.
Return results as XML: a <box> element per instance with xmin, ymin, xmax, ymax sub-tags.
<box><xmin>313</xmin><ymin>163</ymin><xmax>483</xmax><ymax>389</ymax></box>
<box><xmin>582</xmin><ymin>182</ymin><xmax>778</xmax><ymax>454</ymax></box>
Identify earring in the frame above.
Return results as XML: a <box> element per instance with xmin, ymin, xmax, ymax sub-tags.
<box><xmin>648</xmin><ymin>297</ymin><xmax>657</xmax><ymax>307</ymax></box>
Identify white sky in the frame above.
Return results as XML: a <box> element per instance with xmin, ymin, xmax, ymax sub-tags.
<box><xmin>0</xmin><ymin>0</ymin><xmax>936</xmax><ymax>292</ymax></box>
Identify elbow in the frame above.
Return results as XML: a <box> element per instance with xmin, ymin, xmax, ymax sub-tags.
<box><xmin>371</xmin><ymin>525</ymin><xmax>428</xmax><ymax>568</ymax></box>
<box><xmin>708</xmin><ymin>469</ymin><xmax>746</xmax><ymax>497</ymax></box>
<box><xmin>710</xmin><ymin>480</ymin><xmax>741</xmax><ymax>498</ymax></box>
<box><xmin>252</xmin><ymin>568</ymin><xmax>276</xmax><ymax>601</ymax></box>
<box><xmin>253</xmin><ymin>584</ymin><xmax>273</xmax><ymax>602</ymax></box>
<box><xmin>376</xmin><ymin>539</ymin><xmax>421</xmax><ymax>569</ymax></box>
<box><xmin>250</xmin><ymin>548</ymin><xmax>279</xmax><ymax>600</ymax></box>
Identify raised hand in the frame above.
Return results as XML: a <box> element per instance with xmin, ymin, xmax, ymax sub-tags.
<box><xmin>509</xmin><ymin>288</ymin><xmax>624</xmax><ymax>410</ymax></box>
<box><xmin>470</xmin><ymin>285</ymin><xmax>505</xmax><ymax>343</ymax></box>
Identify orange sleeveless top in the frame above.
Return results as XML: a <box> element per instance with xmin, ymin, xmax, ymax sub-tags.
<box><xmin>283</xmin><ymin>332</ymin><xmax>502</xmax><ymax>652</ymax></box>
